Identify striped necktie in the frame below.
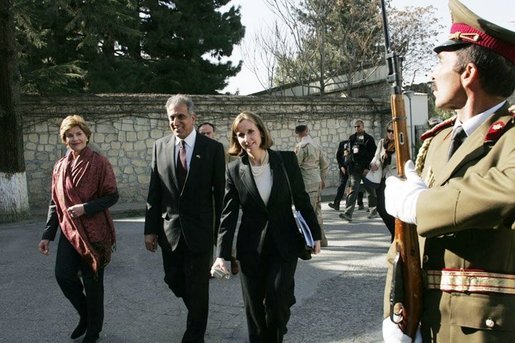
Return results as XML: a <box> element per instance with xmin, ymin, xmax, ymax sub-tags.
<box><xmin>176</xmin><ymin>140</ymin><xmax>187</xmax><ymax>187</ymax></box>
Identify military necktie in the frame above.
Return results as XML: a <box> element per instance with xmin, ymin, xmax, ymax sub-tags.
<box><xmin>176</xmin><ymin>140</ymin><xmax>187</xmax><ymax>188</ymax></box>
<box><xmin>448</xmin><ymin>126</ymin><xmax>467</xmax><ymax>160</ymax></box>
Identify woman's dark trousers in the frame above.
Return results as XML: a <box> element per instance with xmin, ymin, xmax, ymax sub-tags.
<box><xmin>55</xmin><ymin>233</ymin><xmax>104</xmax><ymax>336</ymax></box>
<box><xmin>376</xmin><ymin>178</ymin><xmax>395</xmax><ymax>241</ymax></box>
<box><xmin>239</xmin><ymin>246</ymin><xmax>298</xmax><ymax>343</ymax></box>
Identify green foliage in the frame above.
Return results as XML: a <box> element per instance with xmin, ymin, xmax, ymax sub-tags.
<box><xmin>13</xmin><ymin>0</ymin><xmax>244</xmax><ymax>94</ymax></box>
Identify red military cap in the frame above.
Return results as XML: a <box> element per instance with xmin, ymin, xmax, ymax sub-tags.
<box><xmin>434</xmin><ymin>0</ymin><xmax>515</xmax><ymax>64</ymax></box>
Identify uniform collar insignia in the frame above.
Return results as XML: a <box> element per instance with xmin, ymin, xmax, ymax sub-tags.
<box><xmin>484</xmin><ymin>121</ymin><xmax>506</xmax><ymax>143</ymax></box>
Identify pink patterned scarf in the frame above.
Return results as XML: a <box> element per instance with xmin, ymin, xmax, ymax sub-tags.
<box><xmin>52</xmin><ymin>147</ymin><xmax>117</xmax><ymax>273</ymax></box>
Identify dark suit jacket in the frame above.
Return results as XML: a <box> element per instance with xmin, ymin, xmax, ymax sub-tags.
<box><xmin>216</xmin><ymin>150</ymin><xmax>321</xmax><ymax>260</ymax></box>
<box><xmin>144</xmin><ymin>132</ymin><xmax>226</xmax><ymax>253</ymax></box>
<box><xmin>336</xmin><ymin>140</ymin><xmax>350</xmax><ymax>177</ymax></box>
<box><xmin>348</xmin><ymin>131</ymin><xmax>376</xmax><ymax>172</ymax></box>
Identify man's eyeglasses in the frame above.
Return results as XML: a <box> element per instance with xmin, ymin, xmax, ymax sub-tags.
<box><xmin>387</xmin><ymin>129</ymin><xmax>394</xmax><ymax>133</ymax></box>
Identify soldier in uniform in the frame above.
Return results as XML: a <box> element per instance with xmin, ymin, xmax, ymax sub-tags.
<box><xmin>382</xmin><ymin>0</ymin><xmax>515</xmax><ymax>342</ymax></box>
<box><xmin>294</xmin><ymin>124</ymin><xmax>329</xmax><ymax>247</ymax></box>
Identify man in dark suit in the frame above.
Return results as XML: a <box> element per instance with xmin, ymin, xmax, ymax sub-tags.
<box><xmin>329</xmin><ymin>139</ymin><xmax>365</xmax><ymax>212</ymax></box>
<box><xmin>144</xmin><ymin>94</ymin><xmax>226</xmax><ymax>343</ymax></box>
<box><xmin>328</xmin><ymin>139</ymin><xmax>349</xmax><ymax>211</ymax></box>
<box><xmin>338</xmin><ymin>119</ymin><xmax>377</xmax><ymax>222</ymax></box>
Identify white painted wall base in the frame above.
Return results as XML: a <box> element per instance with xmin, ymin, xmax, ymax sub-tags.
<box><xmin>0</xmin><ymin>172</ymin><xmax>30</xmax><ymax>222</ymax></box>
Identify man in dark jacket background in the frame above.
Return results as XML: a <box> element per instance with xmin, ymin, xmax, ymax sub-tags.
<box><xmin>339</xmin><ymin>119</ymin><xmax>377</xmax><ymax>222</ymax></box>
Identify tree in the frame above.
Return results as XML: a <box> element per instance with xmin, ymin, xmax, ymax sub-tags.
<box><xmin>138</xmin><ymin>0</ymin><xmax>245</xmax><ymax>93</ymax></box>
<box><xmin>251</xmin><ymin>0</ymin><xmax>442</xmax><ymax>96</ymax></box>
<box><xmin>259</xmin><ymin>0</ymin><xmax>383</xmax><ymax>96</ymax></box>
<box><xmin>13</xmin><ymin>0</ymin><xmax>143</xmax><ymax>93</ymax></box>
<box><xmin>14</xmin><ymin>0</ymin><xmax>245</xmax><ymax>94</ymax></box>
<box><xmin>0</xmin><ymin>0</ymin><xmax>29</xmax><ymax>222</ymax></box>
<box><xmin>388</xmin><ymin>5</ymin><xmax>445</xmax><ymax>86</ymax></box>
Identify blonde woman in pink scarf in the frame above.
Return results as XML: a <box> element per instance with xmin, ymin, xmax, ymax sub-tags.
<box><xmin>38</xmin><ymin>115</ymin><xmax>118</xmax><ymax>343</ymax></box>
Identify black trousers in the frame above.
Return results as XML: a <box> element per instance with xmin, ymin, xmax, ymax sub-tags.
<box><xmin>161</xmin><ymin>235</ymin><xmax>211</xmax><ymax>343</ymax></box>
<box><xmin>344</xmin><ymin>169</ymin><xmax>376</xmax><ymax>216</ymax></box>
<box><xmin>333</xmin><ymin>174</ymin><xmax>363</xmax><ymax>207</ymax></box>
<box><xmin>333</xmin><ymin>173</ymin><xmax>348</xmax><ymax>206</ymax></box>
<box><xmin>238</xmin><ymin>245</ymin><xmax>298</xmax><ymax>343</ymax></box>
<box><xmin>55</xmin><ymin>233</ymin><xmax>104</xmax><ymax>335</ymax></box>
<box><xmin>376</xmin><ymin>178</ymin><xmax>395</xmax><ymax>242</ymax></box>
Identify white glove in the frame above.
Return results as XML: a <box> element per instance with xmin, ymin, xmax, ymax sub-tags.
<box><xmin>385</xmin><ymin>160</ymin><xmax>426</xmax><ymax>224</ymax></box>
<box><xmin>382</xmin><ymin>317</ymin><xmax>422</xmax><ymax>343</ymax></box>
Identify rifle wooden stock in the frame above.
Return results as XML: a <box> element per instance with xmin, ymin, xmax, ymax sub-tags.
<box><xmin>390</xmin><ymin>93</ymin><xmax>423</xmax><ymax>339</ymax></box>
<box><xmin>379</xmin><ymin>1</ymin><xmax>423</xmax><ymax>337</ymax></box>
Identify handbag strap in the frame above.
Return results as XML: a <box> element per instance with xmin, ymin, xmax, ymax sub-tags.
<box><xmin>277</xmin><ymin>152</ymin><xmax>298</xmax><ymax>212</ymax></box>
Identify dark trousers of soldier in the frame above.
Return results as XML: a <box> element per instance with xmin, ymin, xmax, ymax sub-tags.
<box><xmin>55</xmin><ymin>233</ymin><xmax>104</xmax><ymax>337</ymax></box>
<box><xmin>376</xmin><ymin>178</ymin><xmax>395</xmax><ymax>242</ymax></box>
<box><xmin>343</xmin><ymin>169</ymin><xmax>376</xmax><ymax>217</ymax></box>
<box><xmin>238</xmin><ymin>237</ymin><xmax>298</xmax><ymax>343</ymax></box>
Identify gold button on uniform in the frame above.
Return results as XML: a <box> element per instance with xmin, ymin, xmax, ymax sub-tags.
<box><xmin>485</xmin><ymin>318</ymin><xmax>495</xmax><ymax>328</ymax></box>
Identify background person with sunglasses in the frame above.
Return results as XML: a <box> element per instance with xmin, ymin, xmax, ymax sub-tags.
<box><xmin>369</xmin><ymin>122</ymin><xmax>397</xmax><ymax>241</ymax></box>
<box><xmin>338</xmin><ymin>119</ymin><xmax>377</xmax><ymax>222</ymax></box>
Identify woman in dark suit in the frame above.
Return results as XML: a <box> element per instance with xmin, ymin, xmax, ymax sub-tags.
<box><xmin>211</xmin><ymin>111</ymin><xmax>321</xmax><ymax>343</ymax></box>
<box><xmin>38</xmin><ymin>115</ymin><xmax>118</xmax><ymax>343</ymax></box>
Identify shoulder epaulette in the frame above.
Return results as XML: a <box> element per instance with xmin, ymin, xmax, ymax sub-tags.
<box><xmin>484</xmin><ymin>110</ymin><xmax>515</xmax><ymax>143</ymax></box>
<box><xmin>420</xmin><ymin>116</ymin><xmax>456</xmax><ymax>141</ymax></box>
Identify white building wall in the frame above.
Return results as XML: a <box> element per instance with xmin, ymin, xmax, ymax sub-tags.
<box><xmin>403</xmin><ymin>92</ymin><xmax>429</xmax><ymax>156</ymax></box>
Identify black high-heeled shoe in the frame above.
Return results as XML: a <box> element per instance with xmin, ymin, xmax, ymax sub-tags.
<box><xmin>82</xmin><ymin>332</ymin><xmax>99</xmax><ymax>343</ymax></box>
<box><xmin>70</xmin><ymin>318</ymin><xmax>87</xmax><ymax>339</ymax></box>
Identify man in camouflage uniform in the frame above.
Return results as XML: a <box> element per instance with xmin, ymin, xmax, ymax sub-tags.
<box><xmin>294</xmin><ymin>124</ymin><xmax>329</xmax><ymax>247</ymax></box>
<box><xmin>383</xmin><ymin>0</ymin><xmax>515</xmax><ymax>342</ymax></box>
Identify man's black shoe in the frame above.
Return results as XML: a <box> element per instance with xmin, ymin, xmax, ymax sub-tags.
<box><xmin>328</xmin><ymin>203</ymin><xmax>339</xmax><ymax>211</ymax></box>
<box><xmin>339</xmin><ymin>212</ymin><xmax>352</xmax><ymax>222</ymax></box>
<box><xmin>82</xmin><ymin>332</ymin><xmax>99</xmax><ymax>343</ymax></box>
<box><xmin>70</xmin><ymin>318</ymin><xmax>87</xmax><ymax>339</ymax></box>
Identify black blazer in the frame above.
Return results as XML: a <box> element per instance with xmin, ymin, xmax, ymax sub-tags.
<box><xmin>144</xmin><ymin>132</ymin><xmax>226</xmax><ymax>253</ymax></box>
<box><xmin>216</xmin><ymin>150</ymin><xmax>321</xmax><ymax>260</ymax></box>
<box><xmin>336</xmin><ymin>140</ymin><xmax>350</xmax><ymax>176</ymax></box>
<box><xmin>348</xmin><ymin>131</ymin><xmax>377</xmax><ymax>171</ymax></box>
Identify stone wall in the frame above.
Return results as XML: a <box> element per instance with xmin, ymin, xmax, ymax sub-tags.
<box><xmin>20</xmin><ymin>94</ymin><xmax>390</xmax><ymax>210</ymax></box>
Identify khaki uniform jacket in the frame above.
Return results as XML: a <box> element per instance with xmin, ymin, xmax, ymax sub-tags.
<box><xmin>295</xmin><ymin>136</ymin><xmax>329</xmax><ymax>192</ymax></box>
<box><xmin>384</xmin><ymin>103</ymin><xmax>515</xmax><ymax>342</ymax></box>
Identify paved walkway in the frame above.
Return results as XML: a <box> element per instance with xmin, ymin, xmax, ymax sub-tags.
<box><xmin>0</xmin><ymin>201</ymin><xmax>390</xmax><ymax>342</ymax></box>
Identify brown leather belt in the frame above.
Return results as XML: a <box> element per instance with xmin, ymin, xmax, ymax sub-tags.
<box><xmin>426</xmin><ymin>269</ymin><xmax>515</xmax><ymax>295</ymax></box>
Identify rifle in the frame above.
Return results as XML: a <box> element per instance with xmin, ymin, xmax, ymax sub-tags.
<box><xmin>379</xmin><ymin>0</ymin><xmax>423</xmax><ymax>339</ymax></box>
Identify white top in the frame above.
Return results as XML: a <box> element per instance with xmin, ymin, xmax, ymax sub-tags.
<box><xmin>371</xmin><ymin>138</ymin><xmax>398</xmax><ymax>179</ymax></box>
<box><xmin>250</xmin><ymin>152</ymin><xmax>272</xmax><ymax>205</ymax></box>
